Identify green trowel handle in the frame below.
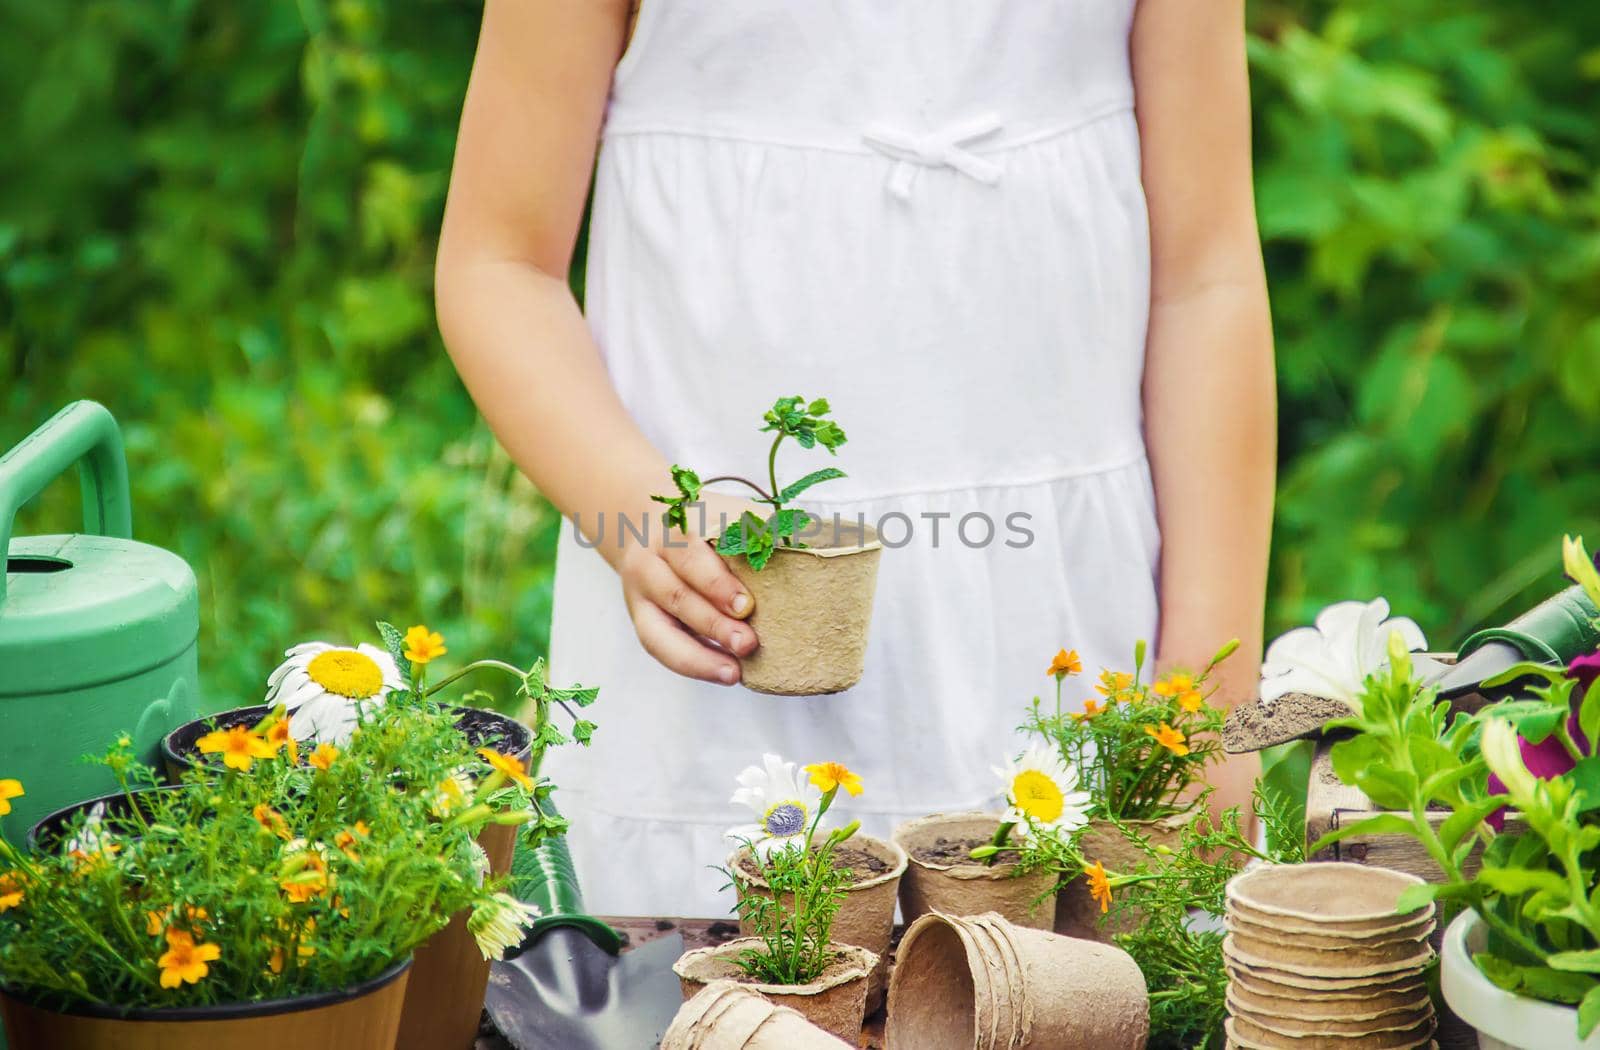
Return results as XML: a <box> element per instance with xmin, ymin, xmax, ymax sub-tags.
<box><xmin>513</xmin><ymin>828</ymin><xmax>622</xmax><ymax>955</ymax></box>
<box><xmin>1457</xmin><ymin>585</ymin><xmax>1600</xmax><ymax>664</ymax></box>
<box><xmin>0</xmin><ymin>401</ymin><xmax>132</xmax><ymax>609</ymax></box>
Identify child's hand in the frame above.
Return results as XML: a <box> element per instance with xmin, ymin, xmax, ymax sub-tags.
<box><xmin>618</xmin><ymin>491</ymin><xmax>760</xmax><ymax>684</ymax></box>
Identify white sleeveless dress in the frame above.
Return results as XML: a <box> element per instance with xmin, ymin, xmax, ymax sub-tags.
<box><xmin>546</xmin><ymin>0</ymin><xmax>1158</xmax><ymax>917</ymax></box>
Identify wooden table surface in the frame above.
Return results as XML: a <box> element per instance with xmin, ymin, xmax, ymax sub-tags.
<box><xmin>477</xmin><ymin>916</ymin><xmax>888</xmax><ymax>1049</ymax></box>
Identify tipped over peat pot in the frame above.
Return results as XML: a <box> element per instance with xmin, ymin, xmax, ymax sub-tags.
<box><xmin>892</xmin><ymin>813</ymin><xmax>1057</xmax><ymax>930</ymax></box>
<box><xmin>11</xmin><ymin>791</ymin><xmax>411</xmax><ymax>1050</ymax></box>
<box><xmin>725</xmin><ymin>518</ymin><xmax>881</xmax><ymax>696</ymax></box>
<box><xmin>662</xmin><ymin>980</ymin><xmax>853</xmax><ymax>1049</ymax></box>
<box><xmin>161</xmin><ymin>702</ymin><xmax>534</xmax><ymax>1050</ymax></box>
<box><xmin>728</xmin><ymin>834</ymin><xmax>907</xmax><ymax>1014</ymax></box>
<box><xmin>672</xmin><ymin>940</ymin><xmax>877</xmax><ymax>1044</ymax></box>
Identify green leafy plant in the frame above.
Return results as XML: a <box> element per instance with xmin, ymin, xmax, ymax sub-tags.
<box><xmin>720</xmin><ymin>757</ymin><xmax>862</xmax><ymax>985</ymax></box>
<box><xmin>0</xmin><ymin>693</ymin><xmax>546</xmax><ymax>1011</ymax></box>
<box><xmin>1311</xmin><ymin>537</ymin><xmax>1600</xmax><ymax>1036</ymax></box>
<box><xmin>1022</xmin><ymin>640</ymin><xmax>1236</xmax><ymax>822</ymax></box>
<box><xmin>652</xmin><ymin>396</ymin><xmax>847</xmax><ymax>570</ymax></box>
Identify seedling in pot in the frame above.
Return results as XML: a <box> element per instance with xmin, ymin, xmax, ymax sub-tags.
<box><xmin>652</xmin><ymin>396</ymin><xmax>847</xmax><ymax>569</ymax></box>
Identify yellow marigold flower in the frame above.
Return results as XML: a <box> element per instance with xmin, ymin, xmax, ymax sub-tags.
<box><xmin>265</xmin><ymin>718</ymin><xmax>298</xmax><ymax>764</ymax></box>
<box><xmin>1178</xmin><ymin>690</ymin><xmax>1205</xmax><ymax>714</ymax></box>
<box><xmin>478</xmin><ymin>748</ymin><xmax>534</xmax><ymax>790</ymax></box>
<box><xmin>1152</xmin><ymin>673</ymin><xmax>1194</xmax><ymax>697</ymax></box>
<box><xmin>69</xmin><ymin>843</ymin><xmax>121</xmax><ymax>875</ymax></box>
<box><xmin>196</xmin><ymin>725</ymin><xmax>277</xmax><ymax>772</ymax></box>
<box><xmin>146</xmin><ymin>905</ymin><xmax>208</xmax><ymax>936</ymax></box>
<box><xmin>334</xmin><ymin>820</ymin><xmax>370</xmax><ymax>861</ymax></box>
<box><xmin>1095</xmin><ymin>670</ymin><xmax>1133</xmax><ymax>699</ymax></box>
<box><xmin>158</xmin><ymin>929</ymin><xmax>221</xmax><ymax>988</ymax></box>
<box><xmin>0</xmin><ymin>871</ymin><xmax>23</xmax><ymax>913</ymax></box>
<box><xmin>403</xmin><ymin>625</ymin><xmax>447</xmax><ymax>665</ymax></box>
<box><xmin>1145</xmin><ymin>723</ymin><xmax>1189</xmax><ymax>756</ymax></box>
<box><xmin>253</xmin><ymin>804</ymin><xmax>292</xmax><ymax>841</ymax></box>
<box><xmin>0</xmin><ymin>779</ymin><xmax>23</xmax><ymax>817</ymax></box>
<box><xmin>281</xmin><ymin>849</ymin><xmax>331</xmax><ymax>904</ymax></box>
<box><xmin>432</xmin><ymin>774</ymin><xmax>469</xmax><ymax>817</ymax></box>
<box><xmin>268</xmin><ymin>940</ymin><xmax>317</xmax><ymax>975</ymax></box>
<box><xmin>804</xmin><ymin>761</ymin><xmax>864</xmax><ymax>796</ymax></box>
<box><xmin>1046</xmin><ymin>648</ymin><xmax>1083</xmax><ymax>679</ymax></box>
<box><xmin>308</xmin><ymin>743</ymin><xmax>339</xmax><ymax>771</ymax></box>
<box><xmin>1072</xmin><ymin>698</ymin><xmax>1106</xmax><ymax>722</ymax></box>
<box><xmin>1085</xmin><ymin>860</ymin><xmax>1113</xmax><ymax>914</ymax></box>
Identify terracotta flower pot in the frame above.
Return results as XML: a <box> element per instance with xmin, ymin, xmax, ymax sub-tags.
<box><xmin>725</xmin><ymin>518</ymin><xmax>881</xmax><ymax>696</ymax></box>
<box><xmin>662</xmin><ymin>980</ymin><xmax>852</xmax><ymax>1049</ymax></box>
<box><xmin>1054</xmin><ymin>809</ymin><xmax>1192</xmax><ymax>940</ymax></box>
<box><xmin>729</xmin><ymin>834</ymin><xmax>906</xmax><ymax>1014</ymax></box>
<box><xmin>161</xmin><ymin>702</ymin><xmax>532</xmax><ymax>1050</ymax></box>
<box><xmin>672</xmin><ymin>939</ymin><xmax>876</xmax><ymax>1044</ymax></box>
<box><xmin>885</xmin><ymin>911</ymin><xmax>1148</xmax><ymax>1050</ymax></box>
<box><xmin>892</xmin><ymin>813</ymin><xmax>1056</xmax><ymax>929</ymax></box>
<box><xmin>0</xmin><ymin>958</ymin><xmax>410</xmax><ymax>1050</ymax></box>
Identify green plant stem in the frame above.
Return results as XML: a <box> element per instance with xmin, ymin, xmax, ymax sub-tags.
<box><xmin>984</xmin><ymin>821</ymin><xmax>1015</xmax><ymax>868</ymax></box>
<box><xmin>700</xmin><ymin>475</ymin><xmax>775</xmax><ymax>503</ymax></box>
<box><xmin>422</xmin><ymin>659</ymin><xmax>527</xmax><ymax>698</ymax></box>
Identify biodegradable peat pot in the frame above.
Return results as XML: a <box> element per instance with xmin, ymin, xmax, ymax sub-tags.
<box><xmin>1442</xmin><ymin>910</ymin><xmax>1600</xmax><ymax>1050</ymax></box>
<box><xmin>1054</xmin><ymin>809</ymin><xmax>1193</xmax><ymax>939</ymax></box>
<box><xmin>0</xmin><ymin>958</ymin><xmax>410</xmax><ymax>1050</ymax></box>
<box><xmin>1224</xmin><ymin>1015</ymin><xmax>1437</xmax><ymax>1050</ymax></box>
<box><xmin>672</xmin><ymin>939</ymin><xmax>877</xmax><ymax>1045</ymax></box>
<box><xmin>892</xmin><ymin>813</ymin><xmax>1056</xmax><ymax>929</ymax></box>
<box><xmin>1225</xmin><ymin>861</ymin><xmax>1434</xmax><ymax>935</ymax></box>
<box><xmin>662</xmin><ymin>980</ymin><xmax>852</xmax><ymax>1049</ymax></box>
<box><xmin>730</xmin><ymin>834</ymin><xmax>907</xmax><ymax>1014</ymax></box>
<box><xmin>161</xmin><ymin>702</ymin><xmax>533</xmax><ymax>1050</ymax></box>
<box><xmin>725</xmin><ymin>518</ymin><xmax>881</xmax><ymax>696</ymax></box>
<box><xmin>885</xmin><ymin>911</ymin><xmax>1148</xmax><ymax>1050</ymax></box>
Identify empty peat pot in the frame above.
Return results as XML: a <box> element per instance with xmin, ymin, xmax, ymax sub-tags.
<box><xmin>162</xmin><ymin>702</ymin><xmax>533</xmax><ymax>1050</ymax></box>
<box><xmin>672</xmin><ymin>939</ymin><xmax>876</xmax><ymax>1044</ymax></box>
<box><xmin>661</xmin><ymin>980</ymin><xmax>851</xmax><ymax>1049</ymax></box>
<box><xmin>893</xmin><ymin>813</ymin><xmax>1056</xmax><ymax>929</ymax></box>
<box><xmin>725</xmin><ymin>518</ymin><xmax>881</xmax><ymax>696</ymax></box>
<box><xmin>885</xmin><ymin>911</ymin><xmax>1148</xmax><ymax>1050</ymax></box>
<box><xmin>729</xmin><ymin>834</ymin><xmax>906</xmax><ymax>1014</ymax></box>
<box><xmin>0</xmin><ymin>959</ymin><xmax>411</xmax><ymax>1050</ymax></box>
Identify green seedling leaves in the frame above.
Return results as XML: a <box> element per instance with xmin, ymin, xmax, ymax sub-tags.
<box><xmin>375</xmin><ymin>620</ymin><xmax>413</xmax><ymax>687</ymax></box>
<box><xmin>716</xmin><ymin>508</ymin><xmax>813</xmax><ymax>571</ymax></box>
<box><xmin>651</xmin><ymin>464</ymin><xmax>703</xmax><ymax>534</ymax></box>
<box><xmin>761</xmin><ymin>395</ymin><xmax>848</xmax><ymax>453</ymax></box>
<box><xmin>778</xmin><ymin>467</ymin><xmax>845</xmax><ymax>504</ymax></box>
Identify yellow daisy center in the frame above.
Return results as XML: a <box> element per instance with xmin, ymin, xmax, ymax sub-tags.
<box><xmin>1011</xmin><ymin>770</ymin><xmax>1065</xmax><ymax>824</ymax></box>
<box><xmin>306</xmin><ymin>650</ymin><xmax>383</xmax><ymax>699</ymax></box>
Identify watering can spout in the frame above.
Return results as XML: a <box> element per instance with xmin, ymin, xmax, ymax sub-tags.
<box><xmin>0</xmin><ymin>400</ymin><xmax>132</xmax><ymax>609</ymax></box>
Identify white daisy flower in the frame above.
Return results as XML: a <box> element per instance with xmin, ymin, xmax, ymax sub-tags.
<box><xmin>725</xmin><ymin>753</ymin><xmax>824</xmax><ymax>858</ymax></box>
<box><xmin>66</xmin><ymin>802</ymin><xmax>112</xmax><ymax>855</ymax></box>
<box><xmin>266</xmin><ymin>642</ymin><xmax>406</xmax><ymax>744</ymax></box>
<box><xmin>1259</xmin><ymin>598</ymin><xmax>1427</xmax><ymax>707</ymax></box>
<box><xmin>994</xmin><ymin>744</ymin><xmax>1092</xmax><ymax>838</ymax></box>
<box><xmin>468</xmin><ymin>892</ymin><xmax>543</xmax><ymax>960</ymax></box>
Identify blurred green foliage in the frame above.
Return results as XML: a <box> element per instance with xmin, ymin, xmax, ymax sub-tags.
<box><xmin>3</xmin><ymin>1</ymin><xmax>1599</xmax><ymax>710</ymax></box>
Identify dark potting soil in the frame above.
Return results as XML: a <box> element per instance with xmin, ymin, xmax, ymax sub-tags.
<box><xmin>736</xmin><ymin>843</ymin><xmax>892</xmax><ymax>886</ymax></box>
<box><xmin>912</xmin><ymin>835</ymin><xmax>1021</xmax><ymax>867</ymax></box>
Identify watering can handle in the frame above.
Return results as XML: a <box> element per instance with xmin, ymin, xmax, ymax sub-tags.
<box><xmin>0</xmin><ymin>400</ymin><xmax>133</xmax><ymax>608</ymax></box>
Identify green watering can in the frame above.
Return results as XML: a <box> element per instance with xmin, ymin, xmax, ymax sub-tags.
<box><xmin>0</xmin><ymin>401</ymin><xmax>201</xmax><ymax>845</ymax></box>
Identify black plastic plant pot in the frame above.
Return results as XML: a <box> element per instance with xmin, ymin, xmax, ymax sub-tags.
<box><xmin>25</xmin><ymin>784</ymin><xmax>181</xmax><ymax>854</ymax></box>
<box><xmin>0</xmin><ymin>957</ymin><xmax>412</xmax><ymax>1050</ymax></box>
<box><xmin>159</xmin><ymin>703</ymin><xmax>533</xmax><ymax>783</ymax></box>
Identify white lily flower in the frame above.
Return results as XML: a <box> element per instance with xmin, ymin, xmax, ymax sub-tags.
<box><xmin>265</xmin><ymin>642</ymin><xmax>405</xmax><ymax>744</ymax></box>
<box><xmin>724</xmin><ymin>753</ymin><xmax>824</xmax><ymax>858</ymax></box>
<box><xmin>66</xmin><ymin>802</ymin><xmax>112</xmax><ymax>856</ymax></box>
<box><xmin>469</xmin><ymin>892</ymin><xmax>543</xmax><ymax>960</ymax></box>
<box><xmin>994</xmin><ymin>744</ymin><xmax>1092</xmax><ymax>838</ymax></box>
<box><xmin>1260</xmin><ymin>598</ymin><xmax>1427</xmax><ymax>707</ymax></box>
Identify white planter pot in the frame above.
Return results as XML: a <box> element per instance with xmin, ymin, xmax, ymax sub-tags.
<box><xmin>1441</xmin><ymin>910</ymin><xmax>1600</xmax><ymax>1050</ymax></box>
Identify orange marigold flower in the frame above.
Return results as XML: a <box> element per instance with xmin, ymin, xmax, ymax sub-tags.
<box><xmin>1095</xmin><ymin>670</ymin><xmax>1134</xmax><ymax>699</ymax></box>
<box><xmin>196</xmin><ymin>725</ymin><xmax>277</xmax><ymax>772</ymax></box>
<box><xmin>281</xmin><ymin>850</ymin><xmax>331</xmax><ymax>904</ymax></box>
<box><xmin>0</xmin><ymin>871</ymin><xmax>23</xmax><ymax>913</ymax></box>
<box><xmin>253</xmin><ymin>804</ymin><xmax>292</xmax><ymax>841</ymax></box>
<box><xmin>308</xmin><ymin>743</ymin><xmax>339</xmax><ymax>771</ymax></box>
<box><xmin>1085</xmin><ymin>860</ymin><xmax>1113</xmax><ymax>913</ymax></box>
<box><xmin>805</xmin><ymin>762</ymin><xmax>864</xmax><ymax>796</ymax></box>
<box><xmin>158</xmin><ymin>929</ymin><xmax>221</xmax><ymax>988</ymax></box>
<box><xmin>334</xmin><ymin>820</ymin><xmax>370</xmax><ymax>861</ymax></box>
<box><xmin>1145</xmin><ymin>723</ymin><xmax>1189</xmax><ymax>756</ymax></box>
<box><xmin>268</xmin><ymin>939</ymin><xmax>316</xmax><ymax>974</ymax></box>
<box><xmin>0</xmin><ymin>779</ymin><xmax>24</xmax><ymax>818</ymax></box>
<box><xmin>403</xmin><ymin>625</ymin><xmax>448</xmax><ymax>665</ymax></box>
<box><xmin>1046</xmin><ymin>648</ymin><xmax>1083</xmax><ymax>679</ymax></box>
<box><xmin>1071</xmin><ymin>698</ymin><xmax>1106</xmax><ymax>722</ymax></box>
<box><xmin>1152</xmin><ymin>673</ymin><xmax>1195</xmax><ymax>698</ymax></box>
<box><xmin>478</xmin><ymin>748</ymin><xmax>534</xmax><ymax>790</ymax></box>
<box><xmin>1178</xmin><ymin>690</ymin><xmax>1205</xmax><ymax>714</ymax></box>
<box><xmin>68</xmin><ymin>843</ymin><xmax>121</xmax><ymax>876</ymax></box>
<box><xmin>265</xmin><ymin>718</ymin><xmax>298</xmax><ymax>765</ymax></box>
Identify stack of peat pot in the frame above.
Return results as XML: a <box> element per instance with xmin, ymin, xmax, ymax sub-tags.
<box><xmin>1223</xmin><ymin>863</ymin><xmax>1439</xmax><ymax>1050</ymax></box>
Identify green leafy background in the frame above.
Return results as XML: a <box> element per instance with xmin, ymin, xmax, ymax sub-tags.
<box><xmin>4</xmin><ymin>1</ymin><xmax>1599</xmax><ymax>709</ymax></box>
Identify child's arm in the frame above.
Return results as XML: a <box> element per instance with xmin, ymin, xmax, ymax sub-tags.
<box><xmin>436</xmin><ymin>0</ymin><xmax>757</xmax><ymax>684</ymax></box>
<box><xmin>1132</xmin><ymin>0</ymin><xmax>1277</xmax><ymax>815</ymax></box>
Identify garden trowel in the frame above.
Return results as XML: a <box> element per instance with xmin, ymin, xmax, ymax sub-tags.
<box><xmin>486</xmin><ymin>826</ymin><xmax>684</xmax><ymax>1050</ymax></box>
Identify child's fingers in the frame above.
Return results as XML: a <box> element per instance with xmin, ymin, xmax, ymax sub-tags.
<box><xmin>628</xmin><ymin>599</ymin><xmax>741</xmax><ymax>685</ymax></box>
<box><xmin>663</xmin><ymin>535</ymin><xmax>755</xmax><ymax>620</ymax></box>
<box><xmin>635</xmin><ymin>552</ymin><xmax>756</xmax><ymax>657</ymax></box>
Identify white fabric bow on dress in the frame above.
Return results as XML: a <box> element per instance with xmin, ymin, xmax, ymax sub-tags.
<box><xmin>862</xmin><ymin>114</ymin><xmax>1005</xmax><ymax>200</ymax></box>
